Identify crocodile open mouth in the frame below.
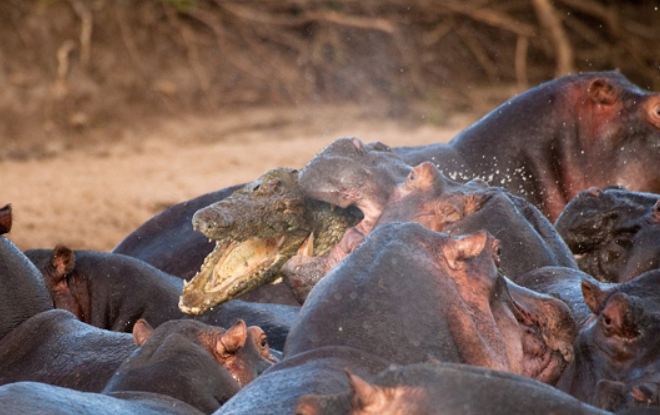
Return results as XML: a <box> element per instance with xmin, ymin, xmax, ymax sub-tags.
<box><xmin>179</xmin><ymin>236</ymin><xmax>289</xmax><ymax>315</ymax></box>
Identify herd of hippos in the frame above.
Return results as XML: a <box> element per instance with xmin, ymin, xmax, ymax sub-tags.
<box><xmin>0</xmin><ymin>70</ymin><xmax>659</xmax><ymax>414</ymax></box>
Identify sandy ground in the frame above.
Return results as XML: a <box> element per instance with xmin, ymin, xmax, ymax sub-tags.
<box><xmin>1</xmin><ymin>105</ymin><xmax>474</xmax><ymax>251</ymax></box>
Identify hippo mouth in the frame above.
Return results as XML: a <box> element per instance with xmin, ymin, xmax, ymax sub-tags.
<box><xmin>504</xmin><ymin>278</ymin><xmax>575</xmax><ymax>384</ymax></box>
<box><xmin>520</xmin><ymin>323</ymin><xmax>569</xmax><ymax>384</ymax></box>
<box><xmin>179</xmin><ymin>235</ymin><xmax>303</xmax><ymax>315</ymax></box>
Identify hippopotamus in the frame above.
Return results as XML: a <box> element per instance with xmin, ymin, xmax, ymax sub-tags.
<box><xmin>287</xmin><ymin>223</ymin><xmax>576</xmax><ymax>383</ymax></box>
<box><xmin>105</xmin><ymin>318</ymin><xmax>276</xmax><ymax>412</ymax></box>
<box><xmin>595</xmin><ymin>375</ymin><xmax>660</xmax><ymax>413</ymax></box>
<box><xmin>0</xmin><ymin>309</ymin><xmax>137</xmax><ymax>392</ymax></box>
<box><xmin>0</xmin><ymin>309</ymin><xmax>276</xmax><ymax>394</ymax></box>
<box><xmin>217</xmin><ymin>223</ymin><xmax>577</xmax><ymax>414</ymax></box>
<box><xmin>0</xmin><ymin>318</ymin><xmax>277</xmax><ymax>415</ymax></box>
<box><xmin>285</xmin><ymin>161</ymin><xmax>577</xmax><ymax>301</ymax></box>
<box><xmin>513</xmin><ymin>266</ymin><xmax>608</xmax><ymax>329</ymax></box>
<box><xmin>295</xmin><ymin>362</ymin><xmax>609</xmax><ymax>415</ymax></box>
<box><xmin>556</xmin><ymin>187</ymin><xmax>660</xmax><ymax>283</ymax></box>
<box><xmin>396</xmin><ymin>71</ymin><xmax>660</xmax><ymax>221</ymax></box>
<box><xmin>0</xmin><ymin>206</ymin><xmax>52</xmax><ymax>341</ymax></box>
<box><xmin>26</xmin><ymin>247</ymin><xmax>299</xmax><ymax>351</ymax></box>
<box><xmin>180</xmin><ymin>167</ymin><xmax>357</xmax><ymax>314</ymax></box>
<box><xmin>558</xmin><ymin>269</ymin><xmax>660</xmax><ymax>411</ymax></box>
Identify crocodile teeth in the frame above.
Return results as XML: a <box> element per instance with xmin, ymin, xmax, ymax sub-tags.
<box><xmin>297</xmin><ymin>232</ymin><xmax>315</xmax><ymax>257</ymax></box>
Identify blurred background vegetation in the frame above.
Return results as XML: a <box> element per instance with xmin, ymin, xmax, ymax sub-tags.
<box><xmin>1</xmin><ymin>0</ymin><xmax>658</xmax><ymax>154</ymax></box>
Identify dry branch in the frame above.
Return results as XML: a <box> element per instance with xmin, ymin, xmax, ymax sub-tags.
<box><xmin>68</xmin><ymin>0</ymin><xmax>93</xmax><ymax>68</ymax></box>
<box><xmin>441</xmin><ymin>1</ymin><xmax>536</xmax><ymax>37</ymax></box>
<box><xmin>515</xmin><ymin>36</ymin><xmax>529</xmax><ymax>88</ymax></box>
<box><xmin>532</xmin><ymin>0</ymin><xmax>575</xmax><ymax>75</ymax></box>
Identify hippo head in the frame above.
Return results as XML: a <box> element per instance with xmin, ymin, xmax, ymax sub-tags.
<box><xmin>556</xmin><ymin>187</ymin><xmax>660</xmax><ymax>282</ymax></box>
<box><xmin>595</xmin><ymin>377</ymin><xmax>660</xmax><ymax>412</ymax></box>
<box><xmin>437</xmin><ymin>231</ymin><xmax>576</xmax><ymax>384</ymax></box>
<box><xmin>132</xmin><ymin>318</ymin><xmax>277</xmax><ymax>387</ymax></box>
<box><xmin>182</xmin><ymin>168</ymin><xmax>313</xmax><ymax>314</ymax></box>
<box><xmin>563</xmin><ymin>72</ymin><xmax>660</xmax><ymax>196</ymax></box>
<box><xmin>298</xmin><ymin>137</ymin><xmax>411</xmax><ymax>231</ymax></box>
<box><xmin>30</xmin><ymin>246</ymin><xmax>89</xmax><ymax>322</ymax></box>
<box><xmin>377</xmin><ymin>161</ymin><xmax>488</xmax><ymax>230</ymax></box>
<box><xmin>288</xmin><ymin>223</ymin><xmax>575</xmax><ymax>384</ymax></box>
<box><xmin>572</xmin><ymin>269</ymin><xmax>660</xmax><ymax>408</ymax></box>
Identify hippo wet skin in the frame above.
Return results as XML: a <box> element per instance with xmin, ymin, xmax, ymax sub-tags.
<box><xmin>556</xmin><ymin>187</ymin><xmax>660</xmax><ymax>283</ymax></box>
<box><xmin>217</xmin><ymin>223</ymin><xmax>577</xmax><ymax>414</ymax></box>
<box><xmin>0</xmin><ymin>309</ymin><xmax>137</xmax><ymax>392</ymax></box>
<box><xmin>296</xmin><ymin>362</ymin><xmax>609</xmax><ymax>415</ymax></box>
<box><xmin>558</xmin><ymin>269</ymin><xmax>660</xmax><ymax>412</ymax></box>
<box><xmin>396</xmin><ymin>71</ymin><xmax>660</xmax><ymax>220</ymax></box>
<box><xmin>0</xmin><ymin>319</ymin><xmax>276</xmax><ymax>414</ymax></box>
<box><xmin>104</xmin><ymin>318</ymin><xmax>277</xmax><ymax>412</ymax></box>
<box><xmin>0</xmin><ymin>207</ymin><xmax>52</xmax><ymax>341</ymax></box>
<box><xmin>26</xmin><ymin>247</ymin><xmax>299</xmax><ymax>351</ymax></box>
<box><xmin>0</xmin><ymin>382</ymin><xmax>203</xmax><ymax>415</ymax></box>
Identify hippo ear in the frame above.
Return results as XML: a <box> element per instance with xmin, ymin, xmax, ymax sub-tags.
<box><xmin>51</xmin><ymin>245</ymin><xmax>76</xmax><ymax>280</ymax></box>
<box><xmin>651</xmin><ymin>200</ymin><xmax>660</xmax><ymax>223</ymax></box>
<box><xmin>295</xmin><ymin>395</ymin><xmax>323</xmax><ymax>415</ymax></box>
<box><xmin>588</xmin><ymin>78</ymin><xmax>618</xmax><ymax>106</ymax></box>
<box><xmin>594</xmin><ymin>379</ymin><xmax>626</xmax><ymax>411</ymax></box>
<box><xmin>346</xmin><ymin>371</ymin><xmax>387</xmax><ymax>410</ymax></box>
<box><xmin>599</xmin><ymin>293</ymin><xmax>637</xmax><ymax>338</ymax></box>
<box><xmin>441</xmin><ymin>231</ymin><xmax>491</xmax><ymax>270</ymax></box>
<box><xmin>581</xmin><ymin>279</ymin><xmax>609</xmax><ymax>314</ymax></box>
<box><xmin>132</xmin><ymin>319</ymin><xmax>154</xmax><ymax>346</ymax></box>
<box><xmin>350</xmin><ymin>137</ymin><xmax>366</xmax><ymax>154</ymax></box>
<box><xmin>218</xmin><ymin>320</ymin><xmax>247</xmax><ymax>354</ymax></box>
<box><xmin>0</xmin><ymin>204</ymin><xmax>12</xmax><ymax>235</ymax></box>
<box><xmin>630</xmin><ymin>382</ymin><xmax>660</xmax><ymax>406</ymax></box>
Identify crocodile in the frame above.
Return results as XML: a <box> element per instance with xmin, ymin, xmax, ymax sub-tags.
<box><xmin>178</xmin><ymin>168</ymin><xmax>358</xmax><ymax>315</ymax></box>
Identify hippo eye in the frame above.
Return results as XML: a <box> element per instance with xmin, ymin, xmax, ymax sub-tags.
<box><xmin>407</xmin><ymin>171</ymin><xmax>417</xmax><ymax>182</ymax></box>
<box><xmin>258</xmin><ymin>335</ymin><xmax>268</xmax><ymax>349</ymax></box>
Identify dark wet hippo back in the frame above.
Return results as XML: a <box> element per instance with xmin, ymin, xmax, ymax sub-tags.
<box><xmin>216</xmin><ymin>346</ymin><xmax>390</xmax><ymax>415</ymax></box>
<box><xmin>286</xmin><ymin>223</ymin><xmax>461</xmax><ymax>363</ymax></box>
<box><xmin>113</xmin><ymin>185</ymin><xmax>241</xmax><ymax>279</ymax></box>
<box><xmin>0</xmin><ymin>235</ymin><xmax>52</xmax><ymax>340</ymax></box>
<box><xmin>443</xmin><ymin>190</ymin><xmax>577</xmax><ymax>277</ymax></box>
<box><xmin>0</xmin><ymin>382</ymin><xmax>203</xmax><ymax>415</ymax></box>
<box><xmin>25</xmin><ymin>248</ymin><xmax>298</xmax><ymax>351</ymax></box>
<box><xmin>297</xmin><ymin>362</ymin><xmax>609</xmax><ymax>415</ymax></box>
<box><xmin>0</xmin><ymin>309</ymin><xmax>136</xmax><ymax>392</ymax></box>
